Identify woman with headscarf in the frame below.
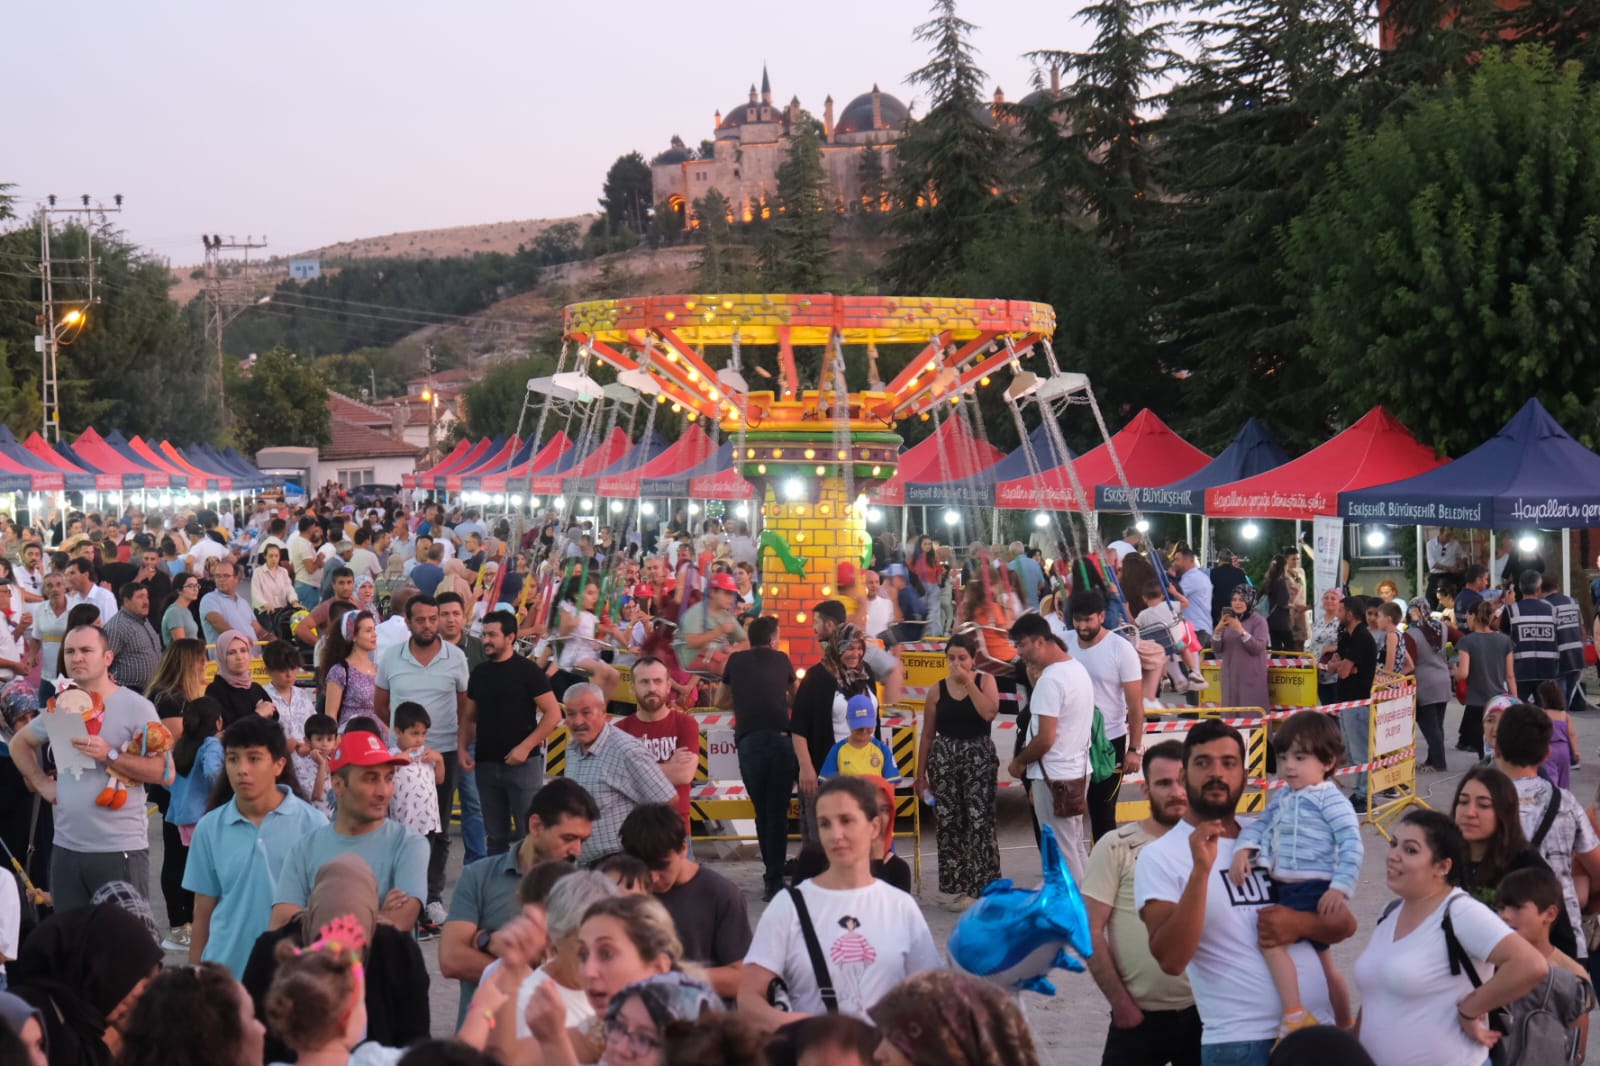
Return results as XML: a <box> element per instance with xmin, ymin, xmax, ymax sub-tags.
<box><xmin>8</xmin><ymin>903</ymin><xmax>162</xmax><ymax>1066</ymax></box>
<box><xmin>241</xmin><ymin>853</ymin><xmax>429</xmax><ymax>1062</ymax></box>
<box><xmin>0</xmin><ymin>989</ymin><xmax>49</xmax><ymax>1066</ymax></box>
<box><xmin>870</xmin><ymin>969</ymin><xmax>1040</xmax><ymax>1066</ymax></box>
<box><xmin>1405</xmin><ymin>596</ymin><xmax>1454</xmax><ymax>772</ymax></box>
<box><xmin>1214</xmin><ymin>585</ymin><xmax>1270</xmax><ymax>710</ymax></box>
<box><xmin>204</xmin><ymin>629</ymin><xmax>274</xmax><ymax>726</ymax></box>
<box><xmin>789</xmin><ymin>624</ymin><xmax>878</xmax><ymax>854</ymax></box>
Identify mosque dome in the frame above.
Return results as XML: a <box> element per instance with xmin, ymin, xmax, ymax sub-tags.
<box><xmin>833</xmin><ymin>87</ymin><xmax>911</xmax><ymax>135</ymax></box>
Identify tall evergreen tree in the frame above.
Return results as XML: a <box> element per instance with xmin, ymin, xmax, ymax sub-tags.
<box><xmin>764</xmin><ymin>113</ymin><xmax>835</xmax><ymax>291</ymax></box>
<box><xmin>856</xmin><ymin>148</ymin><xmax>887</xmax><ymax>214</ymax></box>
<box><xmin>1027</xmin><ymin>0</ymin><xmax>1175</xmax><ymax>241</ymax></box>
<box><xmin>694</xmin><ymin>189</ymin><xmax>751</xmax><ymax>291</ymax></box>
<box><xmin>881</xmin><ymin>0</ymin><xmax>1011</xmax><ymax>292</ymax></box>
<box><xmin>598</xmin><ymin>152</ymin><xmax>653</xmax><ymax>233</ymax></box>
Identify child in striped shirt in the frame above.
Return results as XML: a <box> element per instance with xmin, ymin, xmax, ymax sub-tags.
<box><xmin>1228</xmin><ymin>710</ymin><xmax>1363</xmax><ymax>1036</ymax></box>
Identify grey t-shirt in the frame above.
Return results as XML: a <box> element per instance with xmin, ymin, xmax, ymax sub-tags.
<box><xmin>27</xmin><ymin>686</ymin><xmax>160</xmax><ymax>852</ymax></box>
<box><xmin>1458</xmin><ymin>630</ymin><xmax>1513</xmax><ymax>706</ymax></box>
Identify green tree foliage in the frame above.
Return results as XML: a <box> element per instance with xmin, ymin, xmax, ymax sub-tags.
<box><xmin>1284</xmin><ymin>48</ymin><xmax>1600</xmax><ymax>453</ymax></box>
<box><xmin>0</xmin><ymin>219</ymin><xmax>224</xmax><ymax>442</ymax></box>
<box><xmin>764</xmin><ymin>113</ymin><xmax>835</xmax><ymax>291</ymax></box>
<box><xmin>855</xmin><ymin>147</ymin><xmax>887</xmax><ymax>215</ymax></box>
<box><xmin>215</xmin><ymin>251</ymin><xmax>541</xmax><ymax>358</ymax></box>
<box><xmin>227</xmin><ymin>346</ymin><xmax>331</xmax><ymax>454</ymax></box>
<box><xmin>459</xmin><ymin>337</ymin><xmax>564</xmax><ymax>439</ymax></box>
<box><xmin>881</xmin><ymin>0</ymin><xmax>1013</xmax><ymax>292</ymax></box>
<box><xmin>599</xmin><ymin>152</ymin><xmax>654</xmax><ymax>234</ymax></box>
<box><xmin>1027</xmin><ymin>0</ymin><xmax>1174</xmax><ymax>242</ymax></box>
<box><xmin>694</xmin><ymin>189</ymin><xmax>754</xmax><ymax>291</ymax></box>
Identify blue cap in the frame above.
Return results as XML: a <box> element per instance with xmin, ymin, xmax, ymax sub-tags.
<box><xmin>846</xmin><ymin>694</ymin><xmax>877</xmax><ymax>729</ymax></box>
<box><xmin>884</xmin><ymin>563</ymin><xmax>909</xmax><ymax>580</ymax></box>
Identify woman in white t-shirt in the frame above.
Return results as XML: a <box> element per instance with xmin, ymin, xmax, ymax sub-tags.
<box><xmin>1353</xmin><ymin>810</ymin><xmax>1548</xmax><ymax>1066</ymax></box>
<box><xmin>739</xmin><ymin>775</ymin><xmax>941</xmax><ymax>1028</ymax></box>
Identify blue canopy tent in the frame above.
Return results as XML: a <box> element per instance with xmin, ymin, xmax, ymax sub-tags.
<box><xmin>218</xmin><ymin>446</ymin><xmax>281</xmax><ymax>487</ymax></box>
<box><xmin>0</xmin><ymin>427</ymin><xmax>95</xmax><ymax>490</ymax></box>
<box><xmin>182</xmin><ymin>443</ymin><xmax>254</xmax><ymax>488</ymax></box>
<box><xmin>1098</xmin><ymin>417</ymin><xmax>1291</xmax><ymax>515</ymax></box>
<box><xmin>104</xmin><ymin>429</ymin><xmax>187</xmax><ymax>489</ymax></box>
<box><xmin>567</xmin><ymin>429</ymin><xmax>668</xmax><ymax>497</ymax></box>
<box><xmin>458</xmin><ymin>436</ymin><xmax>537</xmax><ymax>493</ymax></box>
<box><xmin>1339</xmin><ymin>399</ymin><xmax>1600</xmax><ymax>593</ymax></box>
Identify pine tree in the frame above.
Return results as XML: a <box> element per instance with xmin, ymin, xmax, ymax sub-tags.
<box><xmin>763</xmin><ymin>113</ymin><xmax>835</xmax><ymax>291</ymax></box>
<box><xmin>856</xmin><ymin>148</ymin><xmax>886</xmax><ymax>214</ymax></box>
<box><xmin>1027</xmin><ymin>0</ymin><xmax>1175</xmax><ymax>242</ymax></box>
<box><xmin>694</xmin><ymin>189</ymin><xmax>750</xmax><ymax>291</ymax></box>
<box><xmin>881</xmin><ymin>0</ymin><xmax>1012</xmax><ymax>292</ymax></box>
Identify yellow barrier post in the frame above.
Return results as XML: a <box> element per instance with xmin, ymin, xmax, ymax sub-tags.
<box><xmin>1362</xmin><ymin>678</ymin><xmax>1426</xmax><ymax>840</ymax></box>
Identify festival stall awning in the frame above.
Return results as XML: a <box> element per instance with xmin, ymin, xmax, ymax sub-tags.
<box><xmin>0</xmin><ymin>428</ymin><xmax>76</xmax><ymax>491</ymax></box>
<box><xmin>453</xmin><ymin>436</ymin><xmax>538</xmax><ymax>492</ymax></box>
<box><xmin>0</xmin><ymin>445</ymin><xmax>57</xmax><ymax>492</ymax></box>
<box><xmin>72</xmin><ymin>428</ymin><xmax>170</xmax><ymax>489</ymax></box>
<box><xmin>688</xmin><ymin>461</ymin><xmax>753</xmax><ymax>501</ymax></box>
<box><xmin>172</xmin><ymin>443</ymin><xmax>244</xmax><ymax>491</ymax></box>
<box><xmin>485</xmin><ymin>433</ymin><xmax>574</xmax><ymax>493</ymax></box>
<box><xmin>599</xmin><ymin>425</ymin><xmax>718</xmax><ymax>498</ymax></box>
<box><xmin>401</xmin><ymin>439</ymin><xmax>476</xmax><ymax>491</ymax></box>
<box><xmin>644</xmin><ymin>441</ymin><xmax>734</xmax><ymax>499</ymax></box>
<box><xmin>900</xmin><ymin>424</ymin><xmax>1067</xmax><ymax>508</ymax></box>
<box><xmin>145</xmin><ymin>439</ymin><xmax>229</xmax><ymax>492</ymax></box>
<box><xmin>218</xmin><ymin>446</ymin><xmax>280</xmax><ymax>487</ymax></box>
<box><xmin>447</xmin><ymin>436</ymin><xmax>522</xmax><ymax>492</ymax></box>
<box><xmin>872</xmin><ymin>414</ymin><xmax>1005</xmax><ymax>506</ymax></box>
<box><xmin>1340</xmin><ymin>399</ymin><xmax>1600</xmax><ymax>528</ymax></box>
<box><xmin>995</xmin><ymin>409</ymin><xmax>1210</xmax><ymax>511</ymax></box>
<box><xmin>125</xmin><ymin>435</ymin><xmax>215</xmax><ymax>491</ymax></box>
<box><xmin>1204</xmin><ymin>406</ymin><xmax>1443</xmax><ymax>520</ymax></box>
<box><xmin>1097</xmin><ymin>417</ymin><xmax>1290</xmax><ymax>515</ymax></box>
<box><xmin>22</xmin><ymin>432</ymin><xmax>113</xmax><ymax>490</ymax></box>
<box><xmin>105</xmin><ymin>430</ymin><xmax>187</xmax><ymax>489</ymax></box>
<box><xmin>526</xmin><ymin>428</ymin><xmax>633</xmax><ymax>496</ymax></box>
<box><xmin>567</xmin><ymin>430</ymin><xmax>668</xmax><ymax>497</ymax></box>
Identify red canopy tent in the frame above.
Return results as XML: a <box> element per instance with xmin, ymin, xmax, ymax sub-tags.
<box><xmin>597</xmin><ymin>425</ymin><xmax>718</xmax><ymax>498</ymax></box>
<box><xmin>73</xmin><ymin>428</ymin><xmax>170</xmax><ymax>488</ymax></box>
<box><xmin>155</xmin><ymin>440</ymin><xmax>233</xmax><ymax>492</ymax></box>
<box><xmin>873</xmin><ymin>416</ymin><xmax>1006</xmax><ymax>506</ymax></box>
<box><xmin>23</xmin><ymin>432</ymin><xmax>117</xmax><ymax>490</ymax></box>
<box><xmin>128</xmin><ymin>436</ymin><xmax>221</xmax><ymax>490</ymax></box>
<box><xmin>0</xmin><ymin>449</ymin><xmax>62</xmax><ymax>491</ymax></box>
<box><xmin>402</xmin><ymin>439</ymin><xmax>475</xmax><ymax>490</ymax></box>
<box><xmin>481</xmin><ymin>433</ymin><xmax>574</xmax><ymax>493</ymax></box>
<box><xmin>1204</xmin><ymin>406</ymin><xmax>1444</xmax><ymax>519</ymax></box>
<box><xmin>446</xmin><ymin>437</ymin><xmax>521</xmax><ymax>492</ymax></box>
<box><xmin>526</xmin><ymin>428</ymin><xmax>632</xmax><ymax>496</ymax></box>
<box><xmin>995</xmin><ymin>409</ymin><xmax>1210</xmax><ymax>511</ymax></box>
<box><xmin>688</xmin><ymin>466</ymin><xmax>753</xmax><ymax>501</ymax></box>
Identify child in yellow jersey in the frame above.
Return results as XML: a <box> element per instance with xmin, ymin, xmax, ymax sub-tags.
<box><xmin>821</xmin><ymin>694</ymin><xmax>900</xmax><ymax>780</ymax></box>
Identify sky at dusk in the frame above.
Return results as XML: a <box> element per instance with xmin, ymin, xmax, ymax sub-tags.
<box><xmin>8</xmin><ymin>1</ymin><xmax>1096</xmax><ymax>267</ymax></box>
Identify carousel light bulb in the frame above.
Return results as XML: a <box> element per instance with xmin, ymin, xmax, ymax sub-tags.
<box><xmin>670</xmin><ymin>403</ymin><xmax>682</xmax><ymax>413</ymax></box>
<box><xmin>783</xmin><ymin>478</ymin><xmax>804</xmax><ymax>501</ymax></box>
<box><xmin>1366</xmin><ymin>529</ymin><xmax>1387</xmax><ymax>549</ymax></box>
<box><xmin>1136</xmin><ymin>519</ymin><xmax>1150</xmax><ymax>533</ymax></box>
<box><xmin>815</xmin><ymin>465</ymin><xmax>825</xmax><ymax>476</ymax></box>
<box><xmin>757</xmin><ymin>464</ymin><xmax>767</xmax><ymax>475</ymax></box>
<box><xmin>1518</xmin><ymin>534</ymin><xmax>1538</xmax><ymax>553</ymax></box>
<box><xmin>943</xmin><ymin>509</ymin><xmax>960</xmax><ymax>527</ymax></box>
<box><xmin>1034</xmin><ymin>512</ymin><xmax>1049</xmax><ymax>528</ymax></box>
<box><xmin>687</xmin><ymin>412</ymin><xmax>698</xmax><ymax>422</ymax></box>
<box><xmin>867</xmin><ymin>507</ymin><xmax>883</xmax><ymax>524</ymax></box>
<box><xmin>980</xmin><ymin>376</ymin><xmax>991</xmax><ymax>386</ymax></box>
<box><xmin>609</xmin><ymin>500</ymin><xmax>624</xmax><ymax>513</ymax></box>
<box><xmin>804</xmin><ymin>449</ymin><xmax>816</xmax><ymax>460</ymax></box>
<box><xmin>1241</xmin><ymin>522</ymin><xmax>1260</xmax><ymax>541</ymax></box>
<box><xmin>641</xmin><ymin>502</ymin><xmax>656</xmax><ymax>516</ymax></box>
<box><xmin>657</xmin><ymin>395</ymin><xmax>667</xmax><ymax>405</ymax></box>
<box><xmin>871</xmin><ymin>465</ymin><xmax>881</xmax><ymax>476</ymax></box>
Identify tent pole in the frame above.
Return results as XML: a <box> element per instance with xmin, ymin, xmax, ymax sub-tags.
<box><xmin>1201</xmin><ymin>516</ymin><xmax>1211</xmax><ymax>565</ymax></box>
<box><xmin>901</xmin><ymin>505</ymin><xmax>909</xmax><ymax>555</ymax></box>
<box><xmin>1186</xmin><ymin>514</ymin><xmax>1193</xmax><ymax>547</ymax></box>
<box><xmin>1490</xmin><ymin>530</ymin><xmax>1497</xmax><ymax>587</ymax></box>
<box><xmin>991</xmin><ymin>509</ymin><xmax>999</xmax><ymax>546</ymax></box>
<box><xmin>1563</xmin><ymin>529</ymin><xmax>1572</xmax><ymax>597</ymax></box>
<box><xmin>1415</xmin><ymin>525</ymin><xmax>1424</xmax><ymax>599</ymax></box>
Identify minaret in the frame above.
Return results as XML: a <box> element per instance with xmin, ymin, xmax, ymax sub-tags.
<box><xmin>823</xmin><ymin>94</ymin><xmax>834</xmax><ymax>142</ymax></box>
<box><xmin>1050</xmin><ymin>66</ymin><xmax>1061</xmax><ymax>96</ymax></box>
<box><xmin>871</xmin><ymin>84</ymin><xmax>883</xmax><ymax>129</ymax></box>
<box><xmin>714</xmin><ymin>109</ymin><xmax>722</xmax><ymax>131</ymax></box>
<box><xmin>748</xmin><ymin>83</ymin><xmax>758</xmax><ymax>105</ymax></box>
<box><xmin>761</xmin><ymin>64</ymin><xmax>772</xmax><ymax>107</ymax></box>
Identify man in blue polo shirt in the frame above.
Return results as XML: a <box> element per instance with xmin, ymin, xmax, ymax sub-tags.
<box><xmin>184</xmin><ymin>715</ymin><xmax>327</xmax><ymax>976</ymax></box>
<box><xmin>269</xmin><ymin>728</ymin><xmax>430</xmax><ymax>932</ymax></box>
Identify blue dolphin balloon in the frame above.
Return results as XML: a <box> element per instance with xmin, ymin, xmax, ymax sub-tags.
<box><xmin>947</xmin><ymin>824</ymin><xmax>1093</xmax><ymax>996</ymax></box>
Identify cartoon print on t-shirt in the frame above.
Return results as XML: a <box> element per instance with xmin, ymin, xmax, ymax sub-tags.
<box><xmin>829</xmin><ymin>915</ymin><xmax>878</xmax><ymax>1013</ymax></box>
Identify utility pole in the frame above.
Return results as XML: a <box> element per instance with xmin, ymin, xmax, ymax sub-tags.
<box><xmin>202</xmin><ymin>233</ymin><xmax>269</xmax><ymax>423</ymax></box>
<box><xmin>36</xmin><ymin>193</ymin><xmax>123</xmax><ymax>441</ymax></box>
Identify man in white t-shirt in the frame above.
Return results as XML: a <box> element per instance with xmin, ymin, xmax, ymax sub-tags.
<box><xmin>1005</xmin><ymin>612</ymin><xmax>1095</xmax><ymax>880</ymax></box>
<box><xmin>862</xmin><ymin>569</ymin><xmax>895</xmax><ymax>639</ymax></box>
<box><xmin>1065</xmin><ymin>588</ymin><xmax>1145</xmax><ymax>841</ymax></box>
<box><xmin>1135</xmin><ymin>719</ymin><xmax>1354</xmax><ymax>1061</ymax></box>
<box><xmin>1106</xmin><ymin>528</ymin><xmax>1141</xmax><ymax>572</ymax></box>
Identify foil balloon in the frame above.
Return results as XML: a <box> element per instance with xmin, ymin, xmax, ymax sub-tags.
<box><xmin>948</xmin><ymin>824</ymin><xmax>1092</xmax><ymax>996</ymax></box>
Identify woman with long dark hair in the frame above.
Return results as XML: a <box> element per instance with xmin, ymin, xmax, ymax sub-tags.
<box><xmin>319</xmin><ymin>607</ymin><xmax>377</xmax><ymax>729</ymax></box>
<box><xmin>1261</xmin><ymin>552</ymin><xmax>1294</xmax><ymax>651</ymax></box>
<box><xmin>1404</xmin><ymin>597</ymin><xmax>1454</xmax><ymax>773</ymax></box>
<box><xmin>160</xmin><ymin>573</ymin><xmax>201</xmax><ymax>645</ymax></box>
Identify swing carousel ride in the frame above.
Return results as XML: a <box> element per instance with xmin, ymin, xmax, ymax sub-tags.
<box><xmin>553</xmin><ymin>292</ymin><xmax>1126</xmax><ymax>663</ymax></box>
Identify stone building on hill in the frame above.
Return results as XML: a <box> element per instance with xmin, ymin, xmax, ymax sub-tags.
<box><xmin>650</xmin><ymin>66</ymin><xmax>1063</xmax><ymax>231</ymax></box>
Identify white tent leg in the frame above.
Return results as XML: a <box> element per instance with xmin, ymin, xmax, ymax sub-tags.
<box><xmin>1416</xmin><ymin>525</ymin><xmax>1425</xmax><ymax>598</ymax></box>
<box><xmin>1490</xmin><ymin>530</ymin><xmax>1497</xmax><ymax>586</ymax></box>
<box><xmin>991</xmin><ymin>509</ymin><xmax>999</xmax><ymax>545</ymax></box>
<box><xmin>1201</xmin><ymin>516</ymin><xmax>1211</xmax><ymax>565</ymax></box>
<box><xmin>1186</xmin><ymin>514</ymin><xmax>1193</xmax><ymax>547</ymax></box>
<box><xmin>1563</xmin><ymin>529</ymin><xmax>1572</xmax><ymax>597</ymax></box>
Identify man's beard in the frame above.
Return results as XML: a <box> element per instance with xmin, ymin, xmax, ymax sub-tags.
<box><xmin>636</xmin><ymin>691</ymin><xmax>666</xmax><ymax>714</ymax></box>
<box><xmin>1186</xmin><ymin>777</ymin><xmax>1242</xmax><ymax>820</ymax></box>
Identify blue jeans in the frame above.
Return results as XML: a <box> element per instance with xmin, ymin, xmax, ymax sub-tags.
<box><xmin>1202</xmin><ymin>1039</ymin><xmax>1273</xmax><ymax>1066</ymax></box>
<box><xmin>476</xmin><ymin>753</ymin><xmax>543</xmax><ymax>857</ymax></box>
<box><xmin>737</xmin><ymin>730</ymin><xmax>797</xmax><ymax>888</ymax></box>
<box><xmin>458</xmin><ymin>742</ymin><xmax>485</xmax><ymax>865</ymax></box>
<box><xmin>1340</xmin><ymin>704</ymin><xmax>1371</xmax><ymax>803</ymax></box>
<box><xmin>295</xmin><ymin>581</ymin><xmax>322</xmax><ymax>609</ymax></box>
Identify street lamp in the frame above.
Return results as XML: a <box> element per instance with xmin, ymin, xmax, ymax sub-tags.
<box><xmin>420</xmin><ymin>386</ymin><xmax>441</xmax><ymax>465</ymax></box>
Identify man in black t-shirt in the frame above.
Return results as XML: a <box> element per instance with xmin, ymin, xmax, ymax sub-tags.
<box><xmin>1208</xmin><ymin>551</ymin><xmax>1249</xmax><ymax>629</ymax></box>
<box><xmin>620</xmin><ymin>802</ymin><xmax>752</xmax><ymax>996</ymax></box>
<box><xmin>1328</xmin><ymin>596</ymin><xmax>1379</xmax><ymax>811</ymax></box>
<box><xmin>462</xmin><ymin>610</ymin><xmax>561</xmax><ymax>855</ymax></box>
<box><xmin>716</xmin><ymin>615</ymin><xmax>797</xmax><ymax>901</ymax></box>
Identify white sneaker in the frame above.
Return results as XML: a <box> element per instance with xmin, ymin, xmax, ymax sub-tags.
<box><xmin>161</xmin><ymin>924</ymin><xmax>191</xmax><ymax>952</ymax></box>
<box><xmin>425</xmin><ymin>900</ymin><xmax>447</xmax><ymax>926</ymax></box>
<box><xmin>1187</xmin><ymin>672</ymin><xmax>1209</xmax><ymax>690</ymax></box>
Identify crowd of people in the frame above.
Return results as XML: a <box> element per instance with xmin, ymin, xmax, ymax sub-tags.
<box><xmin>0</xmin><ymin>496</ymin><xmax>1596</xmax><ymax>1065</ymax></box>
